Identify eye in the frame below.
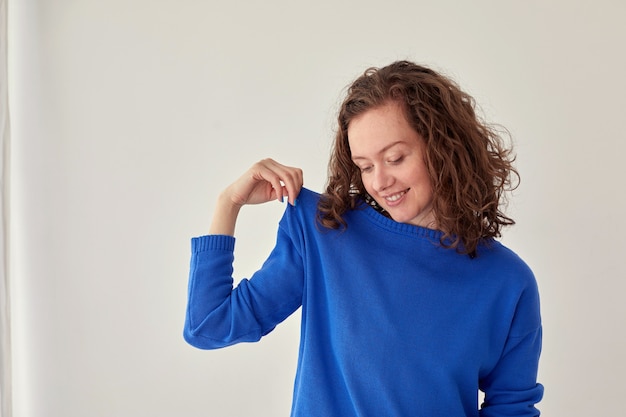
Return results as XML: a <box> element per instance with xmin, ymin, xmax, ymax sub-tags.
<box><xmin>359</xmin><ymin>165</ymin><xmax>373</xmax><ymax>173</ymax></box>
<box><xmin>388</xmin><ymin>156</ymin><xmax>404</xmax><ymax>165</ymax></box>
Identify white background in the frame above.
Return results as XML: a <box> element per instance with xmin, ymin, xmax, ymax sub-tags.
<box><xmin>8</xmin><ymin>0</ymin><xmax>626</xmax><ymax>416</ymax></box>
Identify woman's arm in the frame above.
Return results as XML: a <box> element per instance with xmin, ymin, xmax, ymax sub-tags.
<box><xmin>479</xmin><ymin>280</ymin><xmax>544</xmax><ymax>416</ymax></box>
<box><xmin>183</xmin><ymin>159</ymin><xmax>305</xmax><ymax>349</ymax></box>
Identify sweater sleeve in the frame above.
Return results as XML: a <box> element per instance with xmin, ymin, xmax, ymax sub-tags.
<box><xmin>183</xmin><ymin>218</ymin><xmax>304</xmax><ymax>349</ymax></box>
<box><xmin>479</xmin><ymin>275</ymin><xmax>544</xmax><ymax>416</ymax></box>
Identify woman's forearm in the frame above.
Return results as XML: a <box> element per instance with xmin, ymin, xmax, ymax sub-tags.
<box><xmin>208</xmin><ymin>190</ymin><xmax>243</xmax><ymax>236</ymax></box>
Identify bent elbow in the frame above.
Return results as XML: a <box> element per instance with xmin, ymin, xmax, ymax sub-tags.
<box><xmin>182</xmin><ymin>316</ymin><xmax>263</xmax><ymax>350</ymax></box>
<box><xmin>183</xmin><ymin>326</ymin><xmax>224</xmax><ymax>350</ymax></box>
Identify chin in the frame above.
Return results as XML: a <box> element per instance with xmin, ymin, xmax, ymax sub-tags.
<box><xmin>387</xmin><ymin>212</ymin><xmax>415</xmax><ymax>224</ymax></box>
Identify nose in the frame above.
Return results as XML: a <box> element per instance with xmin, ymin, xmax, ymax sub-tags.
<box><xmin>372</xmin><ymin>166</ymin><xmax>394</xmax><ymax>192</ymax></box>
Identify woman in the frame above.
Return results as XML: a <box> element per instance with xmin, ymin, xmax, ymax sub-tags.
<box><xmin>184</xmin><ymin>61</ymin><xmax>543</xmax><ymax>416</ymax></box>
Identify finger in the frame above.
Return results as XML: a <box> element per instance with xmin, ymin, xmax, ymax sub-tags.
<box><xmin>274</xmin><ymin>166</ymin><xmax>302</xmax><ymax>206</ymax></box>
<box><xmin>257</xmin><ymin>159</ymin><xmax>302</xmax><ymax>204</ymax></box>
<box><xmin>258</xmin><ymin>159</ymin><xmax>286</xmax><ymax>203</ymax></box>
<box><xmin>263</xmin><ymin>174</ymin><xmax>284</xmax><ymax>203</ymax></box>
<box><xmin>285</xmin><ymin>168</ymin><xmax>303</xmax><ymax>206</ymax></box>
<box><xmin>248</xmin><ymin>159</ymin><xmax>278</xmax><ymax>203</ymax></box>
<box><xmin>274</xmin><ymin>180</ymin><xmax>285</xmax><ymax>203</ymax></box>
<box><xmin>262</xmin><ymin>160</ymin><xmax>287</xmax><ymax>203</ymax></box>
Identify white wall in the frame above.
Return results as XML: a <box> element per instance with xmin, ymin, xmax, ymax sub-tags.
<box><xmin>8</xmin><ymin>0</ymin><xmax>626</xmax><ymax>416</ymax></box>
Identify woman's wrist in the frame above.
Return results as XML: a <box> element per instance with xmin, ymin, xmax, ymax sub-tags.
<box><xmin>208</xmin><ymin>192</ymin><xmax>242</xmax><ymax>236</ymax></box>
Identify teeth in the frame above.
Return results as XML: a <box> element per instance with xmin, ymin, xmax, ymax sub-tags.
<box><xmin>385</xmin><ymin>191</ymin><xmax>406</xmax><ymax>202</ymax></box>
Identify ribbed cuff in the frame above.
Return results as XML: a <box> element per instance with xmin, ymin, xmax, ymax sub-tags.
<box><xmin>191</xmin><ymin>235</ymin><xmax>235</xmax><ymax>252</ymax></box>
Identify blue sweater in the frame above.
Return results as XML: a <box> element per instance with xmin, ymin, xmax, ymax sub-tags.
<box><xmin>184</xmin><ymin>188</ymin><xmax>543</xmax><ymax>416</ymax></box>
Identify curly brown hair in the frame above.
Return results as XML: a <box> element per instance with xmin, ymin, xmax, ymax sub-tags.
<box><xmin>317</xmin><ymin>60</ymin><xmax>519</xmax><ymax>256</ymax></box>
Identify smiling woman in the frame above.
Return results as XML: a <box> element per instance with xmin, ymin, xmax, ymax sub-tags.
<box><xmin>347</xmin><ymin>102</ymin><xmax>436</xmax><ymax>229</ymax></box>
<box><xmin>8</xmin><ymin>1</ymin><xmax>626</xmax><ymax>416</ymax></box>
<box><xmin>319</xmin><ymin>61</ymin><xmax>518</xmax><ymax>257</ymax></box>
<box><xmin>184</xmin><ymin>61</ymin><xmax>543</xmax><ymax>416</ymax></box>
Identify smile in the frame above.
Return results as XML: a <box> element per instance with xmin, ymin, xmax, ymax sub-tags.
<box><xmin>384</xmin><ymin>189</ymin><xmax>409</xmax><ymax>202</ymax></box>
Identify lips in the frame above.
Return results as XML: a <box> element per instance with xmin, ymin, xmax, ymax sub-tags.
<box><xmin>383</xmin><ymin>189</ymin><xmax>409</xmax><ymax>203</ymax></box>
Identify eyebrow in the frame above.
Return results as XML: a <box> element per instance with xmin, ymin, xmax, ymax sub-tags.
<box><xmin>351</xmin><ymin>141</ymin><xmax>407</xmax><ymax>161</ymax></box>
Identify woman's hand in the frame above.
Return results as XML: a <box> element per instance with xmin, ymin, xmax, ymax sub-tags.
<box><xmin>226</xmin><ymin>158</ymin><xmax>303</xmax><ymax>207</ymax></box>
<box><xmin>209</xmin><ymin>159</ymin><xmax>303</xmax><ymax>236</ymax></box>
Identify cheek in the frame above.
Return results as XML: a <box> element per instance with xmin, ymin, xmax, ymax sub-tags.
<box><xmin>407</xmin><ymin>169</ymin><xmax>433</xmax><ymax>197</ymax></box>
<box><xmin>360</xmin><ymin>175</ymin><xmax>374</xmax><ymax>194</ymax></box>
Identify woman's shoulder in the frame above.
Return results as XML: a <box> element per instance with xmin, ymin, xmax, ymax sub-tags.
<box><xmin>286</xmin><ymin>187</ymin><xmax>323</xmax><ymax>218</ymax></box>
<box><xmin>279</xmin><ymin>187</ymin><xmax>321</xmax><ymax>227</ymax></box>
<box><xmin>479</xmin><ymin>240</ymin><xmax>538</xmax><ymax>288</ymax></box>
<box><xmin>295</xmin><ymin>187</ymin><xmax>321</xmax><ymax>205</ymax></box>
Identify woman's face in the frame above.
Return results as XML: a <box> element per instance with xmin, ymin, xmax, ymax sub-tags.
<box><xmin>347</xmin><ymin>101</ymin><xmax>436</xmax><ymax>229</ymax></box>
